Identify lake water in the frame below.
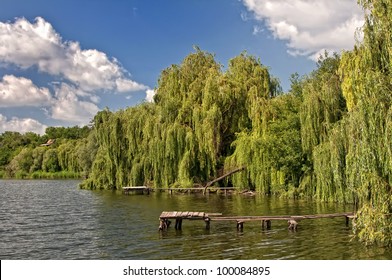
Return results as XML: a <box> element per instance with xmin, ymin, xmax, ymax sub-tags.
<box><xmin>0</xmin><ymin>180</ymin><xmax>390</xmax><ymax>260</ymax></box>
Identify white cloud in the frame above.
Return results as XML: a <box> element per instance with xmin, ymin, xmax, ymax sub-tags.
<box><xmin>252</xmin><ymin>25</ymin><xmax>264</xmax><ymax>35</ymax></box>
<box><xmin>145</xmin><ymin>89</ymin><xmax>156</xmax><ymax>103</ymax></box>
<box><xmin>0</xmin><ymin>16</ymin><xmax>154</xmax><ymax>133</ymax></box>
<box><xmin>242</xmin><ymin>0</ymin><xmax>364</xmax><ymax>60</ymax></box>
<box><xmin>51</xmin><ymin>83</ymin><xmax>99</xmax><ymax>125</ymax></box>
<box><xmin>116</xmin><ymin>78</ymin><xmax>147</xmax><ymax>92</ymax></box>
<box><xmin>0</xmin><ymin>113</ymin><xmax>47</xmax><ymax>135</ymax></box>
<box><xmin>0</xmin><ymin>75</ymin><xmax>52</xmax><ymax>107</ymax></box>
<box><xmin>0</xmin><ymin>17</ymin><xmax>148</xmax><ymax>92</ymax></box>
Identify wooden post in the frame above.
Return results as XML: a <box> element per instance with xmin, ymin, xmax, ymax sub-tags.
<box><xmin>175</xmin><ymin>218</ymin><xmax>183</xmax><ymax>230</ymax></box>
<box><xmin>237</xmin><ymin>221</ymin><xmax>244</xmax><ymax>231</ymax></box>
<box><xmin>165</xmin><ymin>219</ymin><xmax>171</xmax><ymax>229</ymax></box>
<box><xmin>261</xmin><ymin>220</ymin><xmax>271</xmax><ymax>230</ymax></box>
<box><xmin>204</xmin><ymin>217</ymin><xmax>211</xmax><ymax>230</ymax></box>
<box><xmin>159</xmin><ymin>219</ymin><xmax>170</xmax><ymax>231</ymax></box>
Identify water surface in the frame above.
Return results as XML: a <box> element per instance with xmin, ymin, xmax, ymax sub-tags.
<box><xmin>0</xmin><ymin>180</ymin><xmax>390</xmax><ymax>260</ymax></box>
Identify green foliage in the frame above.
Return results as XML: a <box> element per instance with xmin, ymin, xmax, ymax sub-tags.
<box><xmin>82</xmin><ymin>49</ymin><xmax>282</xmax><ymax>191</ymax></box>
<box><xmin>45</xmin><ymin>125</ymin><xmax>91</xmax><ymax>140</ymax></box>
<box><xmin>0</xmin><ymin>125</ymin><xmax>97</xmax><ymax>179</ymax></box>
<box><xmin>299</xmin><ymin>0</ymin><xmax>392</xmax><ymax>245</ymax></box>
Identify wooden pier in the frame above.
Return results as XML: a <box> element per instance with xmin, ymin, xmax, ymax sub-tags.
<box><xmin>122</xmin><ymin>186</ymin><xmax>238</xmax><ymax>195</ymax></box>
<box><xmin>123</xmin><ymin>186</ymin><xmax>151</xmax><ymax>195</ymax></box>
<box><xmin>158</xmin><ymin>211</ymin><xmax>356</xmax><ymax>231</ymax></box>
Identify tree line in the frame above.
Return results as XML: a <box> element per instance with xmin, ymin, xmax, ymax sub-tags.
<box><xmin>0</xmin><ymin>126</ymin><xmax>97</xmax><ymax>179</ymax></box>
<box><xmin>1</xmin><ymin>0</ymin><xmax>391</xmax><ymax>246</ymax></box>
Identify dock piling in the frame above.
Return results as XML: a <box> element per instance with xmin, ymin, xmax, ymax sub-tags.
<box><xmin>175</xmin><ymin>218</ymin><xmax>183</xmax><ymax>230</ymax></box>
<box><xmin>261</xmin><ymin>219</ymin><xmax>271</xmax><ymax>230</ymax></box>
<box><xmin>204</xmin><ymin>217</ymin><xmax>211</xmax><ymax>230</ymax></box>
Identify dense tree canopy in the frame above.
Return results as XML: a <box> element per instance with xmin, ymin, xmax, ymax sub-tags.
<box><xmin>0</xmin><ymin>126</ymin><xmax>96</xmax><ymax>179</ymax></box>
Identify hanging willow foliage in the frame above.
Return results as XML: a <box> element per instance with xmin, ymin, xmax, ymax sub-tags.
<box><xmin>302</xmin><ymin>0</ymin><xmax>392</xmax><ymax>245</ymax></box>
<box><xmin>81</xmin><ymin>49</ymin><xmax>285</xmax><ymax>192</ymax></box>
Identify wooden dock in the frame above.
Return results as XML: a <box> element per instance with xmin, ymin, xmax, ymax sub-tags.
<box><xmin>122</xmin><ymin>186</ymin><xmax>238</xmax><ymax>195</ymax></box>
<box><xmin>158</xmin><ymin>211</ymin><xmax>356</xmax><ymax>231</ymax></box>
<box><xmin>123</xmin><ymin>186</ymin><xmax>151</xmax><ymax>195</ymax></box>
<box><xmin>122</xmin><ymin>187</ymin><xmax>244</xmax><ymax>195</ymax></box>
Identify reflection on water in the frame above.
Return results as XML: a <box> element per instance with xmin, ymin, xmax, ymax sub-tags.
<box><xmin>0</xmin><ymin>180</ymin><xmax>390</xmax><ymax>260</ymax></box>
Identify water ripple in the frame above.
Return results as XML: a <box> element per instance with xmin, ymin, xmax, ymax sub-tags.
<box><xmin>0</xmin><ymin>180</ymin><xmax>390</xmax><ymax>260</ymax></box>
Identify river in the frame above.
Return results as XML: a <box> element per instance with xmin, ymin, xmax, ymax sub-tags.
<box><xmin>0</xmin><ymin>180</ymin><xmax>390</xmax><ymax>260</ymax></box>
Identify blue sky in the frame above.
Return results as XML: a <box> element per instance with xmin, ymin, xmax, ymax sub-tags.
<box><xmin>0</xmin><ymin>0</ymin><xmax>364</xmax><ymax>134</ymax></box>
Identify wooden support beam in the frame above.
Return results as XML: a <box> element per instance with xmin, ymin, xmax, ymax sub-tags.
<box><xmin>158</xmin><ymin>218</ymin><xmax>171</xmax><ymax>231</ymax></box>
<box><xmin>175</xmin><ymin>218</ymin><xmax>183</xmax><ymax>230</ymax></box>
<box><xmin>204</xmin><ymin>217</ymin><xmax>211</xmax><ymax>230</ymax></box>
<box><xmin>261</xmin><ymin>219</ymin><xmax>271</xmax><ymax>230</ymax></box>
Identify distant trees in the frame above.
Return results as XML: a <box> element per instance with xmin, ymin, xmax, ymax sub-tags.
<box><xmin>0</xmin><ymin>125</ymin><xmax>96</xmax><ymax>179</ymax></box>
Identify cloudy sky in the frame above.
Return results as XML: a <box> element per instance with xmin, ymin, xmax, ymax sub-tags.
<box><xmin>0</xmin><ymin>0</ymin><xmax>364</xmax><ymax>135</ymax></box>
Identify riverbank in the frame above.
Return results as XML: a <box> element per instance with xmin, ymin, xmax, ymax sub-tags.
<box><xmin>0</xmin><ymin>170</ymin><xmax>83</xmax><ymax>180</ymax></box>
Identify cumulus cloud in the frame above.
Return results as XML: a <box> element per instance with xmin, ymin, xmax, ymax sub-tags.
<box><xmin>51</xmin><ymin>83</ymin><xmax>100</xmax><ymax>125</ymax></box>
<box><xmin>0</xmin><ymin>75</ymin><xmax>52</xmax><ymax>107</ymax></box>
<box><xmin>0</xmin><ymin>113</ymin><xmax>47</xmax><ymax>135</ymax></box>
<box><xmin>242</xmin><ymin>0</ymin><xmax>364</xmax><ymax>60</ymax></box>
<box><xmin>0</xmin><ymin>17</ymin><xmax>153</xmax><ymax>133</ymax></box>
<box><xmin>0</xmin><ymin>17</ymin><xmax>148</xmax><ymax>92</ymax></box>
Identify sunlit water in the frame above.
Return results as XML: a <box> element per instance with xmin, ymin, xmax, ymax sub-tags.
<box><xmin>0</xmin><ymin>180</ymin><xmax>390</xmax><ymax>260</ymax></box>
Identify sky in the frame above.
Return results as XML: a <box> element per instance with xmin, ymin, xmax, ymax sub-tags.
<box><xmin>0</xmin><ymin>0</ymin><xmax>364</xmax><ymax>135</ymax></box>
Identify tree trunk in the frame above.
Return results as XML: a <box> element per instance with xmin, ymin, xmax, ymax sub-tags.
<box><xmin>203</xmin><ymin>166</ymin><xmax>245</xmax><ymax>193</ymax></box>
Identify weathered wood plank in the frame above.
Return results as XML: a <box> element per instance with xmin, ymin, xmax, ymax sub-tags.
<box><xmin>159</xmin><ymin>212</ymin><xmax>169</xmax><ymax>218</ymax></box>
<box><xmin>182</xmin><ymin>211</ymin><xmax>189</xmax><ymax>217</ymax></box>
<box><xmin>205</xmin><ymin>212</ymin><xmax>223</xmax><ymax>217</ymax></box>
<box><xmin>123</xmin><ymin>186</ymin><xmax>148</xmax><ymax>190</ymax></box>
<box><xmin>176</xmin><ymin>212</ymin><xmax>183</xmax><ymax>217</ymax></box>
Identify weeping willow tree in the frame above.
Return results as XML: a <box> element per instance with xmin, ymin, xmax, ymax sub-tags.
<box><xmin>226</xmin><ymin>92</ymin><xmax>302</xmax><ymax>194</ymax></box>
<box><xmin>299</xmin><ymin>53</ymin><xmax>348</xmax><ymax>199</ymax></box>
<box><xmin>223</xmin><ymin>49</ymin><xmax>302</xmax><ymax>194</ymax></box>
<box><xmin>299</xmin><ymin>0</ymin><xmax>392</xmax><ymax>245</ymax></box>
<box><xmin>81</xmin><ymin>49</ymin><xmax>282</xmax><ymax>191</ymax></box>
<box><xmin>341</xmin><ymin>0</ymin><xmax>392</xmax><ymax>245</ymax></box>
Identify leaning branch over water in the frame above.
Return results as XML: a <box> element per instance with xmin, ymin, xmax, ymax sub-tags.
<box><xmin>204</xmin><ymin>166</ymin><xmax>246</xmax><ymax>192</ymax></box>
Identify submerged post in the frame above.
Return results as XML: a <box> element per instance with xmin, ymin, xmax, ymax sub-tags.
<box><xmin>204</xmin><ymin>217</ymin><xmax>211</xmax><ymax>230</ymax></box>
<box><xmin>261</xmin><ymin>219</ymin><xmax>271</xmax><ymax>230</ymax></box>
<box><xmin>159</xmin><ymin>218</ymin><xmax>171</xmax><ymax>231</ymax></box>
<box><xmin>175</xmin><ymin>218</ymin><xmax>183</xmax><ymax>230</ymax></box>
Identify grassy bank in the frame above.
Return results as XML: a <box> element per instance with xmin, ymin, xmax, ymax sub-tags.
<box><xmin>0</xmin><ymin>170</ymin><xmax>82</xmax><ymax>179</ymax></box>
